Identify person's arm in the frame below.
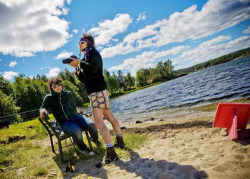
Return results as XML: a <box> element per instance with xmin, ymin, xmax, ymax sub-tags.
<box><xmin>69</xmin><ymin>92</ymin><xmax>77</xmax><ymax>111</ymax></box>
<box><xmin>39</xmin><ymin>96</ymin><xmax>49</xmax><ymax>118</ymax></box>
<box><xmin>68</xmin><ymin>56</ymin><xmax>99</xmax><ymax>73</ymax></box>
<box><xmin>75</xmin><ymin>67</ymin><xmax>85</xmax><ymax>83</ymax></box>
<box><xmin>79</xmin><ymin>58</ymin><xmax>98</xmax><ymax>73</ymax></box>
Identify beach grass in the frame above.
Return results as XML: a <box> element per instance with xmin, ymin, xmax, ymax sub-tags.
<box><xmin>0</xmin><ymin>116</ymin><xmax>147</xmax><ymax>178</ymax></box>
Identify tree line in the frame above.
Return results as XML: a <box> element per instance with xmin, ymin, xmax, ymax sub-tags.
<box><xmin>176</xmin><ymin>47</ymin><xmax>250</xmax><ymax>76</ymax></box>
<box><xmin>1</xmin><ymin>47</ymin><xmax>249</xmax><ymax>122</ymax></box>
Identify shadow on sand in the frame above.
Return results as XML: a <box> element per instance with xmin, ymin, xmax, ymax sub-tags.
<box><xmin>51</xmin><ymin>120</ymin><xmax>215</xmax><ymax>178</ymax></box>
<box><xmin>52</xmin><ymin>147</ymin><xmax>208</xmax><ymax>179</ymax></box>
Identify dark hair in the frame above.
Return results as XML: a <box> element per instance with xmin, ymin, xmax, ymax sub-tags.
<box><xmin>82</xmin><ymin>33</ymin><xmax>95</xmax><ymax>48</ymax></box>
<box><xmin>48</xmin><ymin>77</ymin><xmax>63</xmax><ymax>90</ymax></box>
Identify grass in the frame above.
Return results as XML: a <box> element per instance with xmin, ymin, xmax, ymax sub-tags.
<box><xmin>33</xmin><ymin>167</ymin><xmax>48</xmax><ymax>176</ymax></box>
<box><xmin>0</xmin><ymin>116</ymin><xmax>147</xmax><ymax>178</ymax></box>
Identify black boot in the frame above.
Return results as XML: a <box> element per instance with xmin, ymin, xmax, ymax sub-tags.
<box><xmin>104</xmin><ymin>146</ymin><xmax>118</xmax><ymax>164</ymax></box>
<box><xmin>114</xmin><ymin>136</ymin><xmax>125</xmax><ymax>148</ymax></box>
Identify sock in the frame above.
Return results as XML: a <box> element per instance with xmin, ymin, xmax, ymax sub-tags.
<box><xmin>106</xmin><ymin>143</ymin><xmax>113</xmax><ymax>148</ymax></box>
<box><xmin>116</xmin><ymin>133</ymin><xmax>122</xmax><ymax>138</ymax></box>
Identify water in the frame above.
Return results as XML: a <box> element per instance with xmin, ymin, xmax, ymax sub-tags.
<box><xmin>87</xmin><ymin>56</ymin><xmax>250</xmax><ymax>122</ymax></box>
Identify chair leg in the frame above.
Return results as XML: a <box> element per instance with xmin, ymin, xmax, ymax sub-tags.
<box><xmin>49</xmin><ymin>134</ymin><xmax>55</xmax><ymax>153</ymax></box>
<box><xmin>85</xmin><ymin>131</ymin><xmax>93</xmax><ymax>151</ymax></box>
<box><xmin>58</xmin><ymin>140</ymin><xmax>64</xmax><ymax>162</ymax></box>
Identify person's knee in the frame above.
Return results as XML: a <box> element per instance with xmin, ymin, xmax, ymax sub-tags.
<box><xmin>94</xmin><ymin>119</ymin><xmax>103</xmax><ymax>129</ymax></box>
<box><xmin>71</xmin><ymin>130</ymin><xmax>83</xmax><ymax>140</ymax></box>
<box><xmin>88</xmin><ymin>123</ymin><xmax>98</xmax><ymax>133</ymax></box>
<box><xmin>88</xmin><ymin>123</ymin><xmax>98</xmax><ymax>140</ymax></box>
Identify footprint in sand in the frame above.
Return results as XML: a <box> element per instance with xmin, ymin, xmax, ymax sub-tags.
<box><xmin>234</xmin><ymin>154</ymin><xmax>245</xmax><ymax>160</ymax></box>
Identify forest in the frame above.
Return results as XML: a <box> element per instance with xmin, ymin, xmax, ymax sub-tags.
<box><xmin>0</xmin><ymin>47</ymin><xmax>249</xmax><ymax>122</ymax></box>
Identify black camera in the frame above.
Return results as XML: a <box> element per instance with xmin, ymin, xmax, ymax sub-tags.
<box><xmin>62</xmin><ymin>55</ymin><xmax>77</xmax><ymax>64</ymax></box>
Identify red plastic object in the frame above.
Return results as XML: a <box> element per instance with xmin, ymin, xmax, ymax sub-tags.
<box><xmin>213</xmin><ymin>103</ymin><xmax>250</xmax><ymax>140</ymax></box>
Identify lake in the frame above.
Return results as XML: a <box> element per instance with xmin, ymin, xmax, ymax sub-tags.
<box><xmin>88</xmin><ymin>56</ymin><xmax>250</xmax><ymax>123</ymax></box>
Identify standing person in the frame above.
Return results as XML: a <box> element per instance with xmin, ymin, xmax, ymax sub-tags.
<box><xmin>68</xmin><ymin>33</ymin><xmax>125</xmax><ymax>164</ymax></box>
<box><xmin>40</xmin><ymin>77</ymin><xmax>102</xmax><ymax>156</ymax></box>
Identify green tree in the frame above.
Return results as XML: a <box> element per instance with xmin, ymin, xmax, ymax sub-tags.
<box><xmin>124</xmin><ymin>73</ymin><xmax>135</xmax><ymax>90</ymax></box>
<box><xmin>59</xmin><ymin>69</ymin><xmax>77</xmax><ymax>85</ymax></box>
<box><xmin>163</xmin><ymin>59</ymin><xmax>174</xmax><ymax>79</ymax></box>
<box><xmin>0</xmin><ymin>76</ymin><xmax>20</xmax><ymax>121</ymax></box>
<box><xmin>13</xmin><ymin>76</ymin><xmax>48</xmax><ymax>113</ymax></box>
<box><xmin>135</xmin><ymin>69</ymin><xmax>148</xmax><ymax>87</ymax></box>
<box><xmin>63</xmin><ymin>80</ymin><xmax>84</xmax><ymax>106</ymax></box>
<box><xmin>117</xmin><ymin>70</ymin><xmax>125</xmax><ymax>92</ymax></box>
<box><xmin>0</xmin><ymin>76</ymin><xmax>15</xmax><ymax>98</ymax></box>
<box><xmin>0</xmin><ymin>90</ymin><xmax>20</xmax><ymax>121</ymax></box>
<box><xmin>104</xmin><ymin>69</ymin><xmax>116</xmax><ymax>95</ymax></box>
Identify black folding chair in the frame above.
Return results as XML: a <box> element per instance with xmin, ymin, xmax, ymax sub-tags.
<box><xmin>38</xmin><ymin>113</ymin><xmax>93</xmax><ymax>162</ymax></box>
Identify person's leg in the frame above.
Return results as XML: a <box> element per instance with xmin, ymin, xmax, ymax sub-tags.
<box><xmin>92</xmin><ymin>108</ymin><xmax>112</xmax><ymax>144</ymax></box>
<box><xmin>103</xmin><ymin>109</ymin><xmax>121</xmax><ymax>134</ymax></box>
<box><xmin>61</xmin><ymin>120</ymin><xmax>93</xmax><ymax>155</ymax></box>
<box><xmin>92</xmin><ymin>108</ymin><xmax>118</xmax><ymax>163</ymax></box>
<box><xmin>103</xmin><ymin>109</ymin><xmax>125</xmax><ymax>148</ymax></box>
<box><xmin>71</xmin><ymin>115</ymin><xmax>99</xmax><ymax>142</ymax></box>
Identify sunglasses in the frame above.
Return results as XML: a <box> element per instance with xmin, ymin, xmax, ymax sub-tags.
<box><xmin>79</xmin><ymin>41</ymin><xmax>85</xmax><ymax>45</ymax></box>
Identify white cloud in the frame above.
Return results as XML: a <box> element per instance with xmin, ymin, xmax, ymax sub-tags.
<box><xmin>136</xmin><ymin>12</ymin><xmax>146</xmax><ymax>23</ymax></box>
<box><xmin>174</xmin><ymin>35</ymin><xmax>250</xmax><ymax>69</ymax></box>
<box><xmin>109</xmin><ymin>34</ymin><xmax>250</xmax><ymax>74</ymax></box>
<box><xmin>0</xmin><ymin>0</ymin><xmax>71</xmax><ymax>57</ymax></box>
<box><xmin>2</xmin><ymin>71</ymin><xmax>18</xmax><ymax>80</ymax></box>
<box><xmin>46</xmin><ymin>67</ymin><xmax>60</xmax><ymax>78</ymax></box>
<box><xmin>243</xmin><ymin>26</ymin><xmax>250</xmax><ymax>34</ymax></box>
<box><xmin>9</xmin><ymin>61</ymin><xmax>18</xmax><ymax>67</ymax></box>
<box><xmin>66</xmin><ymin>0</ymin><xmax>72</xmax><ymax>4</ymax></box>
<box><xmin>101</xmin><ymin>0</ymin><xmax>250</xmax><ymax>58</ymax></box>
<box><xmin>55</xmin><ymin>51</ymin><xmax>73</xmax><ymax>60</ymax></box>
<box><xmin>0</xmin><ymin>59</ymin><xmax>2</xmax><ymax>61</ymax></box>
<box><xmin>73</xmin><ymin>29</ymin><xmax>78</xmax><ymax>34</ymax></box>
<box><xmin>62</xmin><ymin>8</ymin><xmax>69</xmax><ymax>15</ymax></box>
<box><xmin>40</xmin><ymin>66</ymin><xmax>51</xmax><ymax>70</ymax></box>
<box><xmin>109</xmin><ymin>45</ymin><xmax>189</xmax><ymax>76</ymax></box>
<box><xmin>88</xmin><ymin>14</ymin><xmax>133</xmax><ymax>46</ymax></box>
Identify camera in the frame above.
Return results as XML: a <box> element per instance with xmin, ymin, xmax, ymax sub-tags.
<box><xmin>62</xmin><ymin>55</ymin><xmax>77</xmax><ymax>64</ymax></box>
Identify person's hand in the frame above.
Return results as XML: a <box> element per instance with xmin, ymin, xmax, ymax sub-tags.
<box><xmin>69</xmin><ymin>57</ymin><xmax>80</xmax><ymax>68</ymax></box>
<box><xmin>76</xmin><ymin>68</ymin><xmax>80</xmax><ymax>75</ymax></box>
<box><xmin>40</xmin><ymin>110</ymin><xmax>47</xmax><ymax>118</ymax></box>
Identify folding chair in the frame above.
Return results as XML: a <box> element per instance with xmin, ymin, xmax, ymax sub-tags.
<box><xmin>38</xmin><ymin>113</ymin><xmax>93</xmax><ymax>162</ymax></box>
<box><xmin>213</xmin><ymin>103</ymin><xmax>250</xmax><ymax>140</ymax></box>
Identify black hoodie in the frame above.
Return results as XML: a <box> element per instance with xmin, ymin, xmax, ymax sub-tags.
<box><xmin>76</xmin><ymin>48</ymin><xmax>107</xmax><ymax>95</ymax></box>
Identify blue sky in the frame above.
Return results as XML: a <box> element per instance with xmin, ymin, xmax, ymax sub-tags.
<box><xmin>0</xmin><ymin>0</ymin><xmax>249</xmax><ymax>81</ymax></box>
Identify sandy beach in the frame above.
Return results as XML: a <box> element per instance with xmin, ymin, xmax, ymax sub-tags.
<box><xmin>62</xmin><ymin>110</ymin><xmax>250</xmax><ymax>179</ymax></box>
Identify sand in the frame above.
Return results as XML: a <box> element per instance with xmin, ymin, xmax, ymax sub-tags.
<box><xmin>62</xmin><ymin>116</ymin><xmax>250</xmax><ymax>179</ymax></box>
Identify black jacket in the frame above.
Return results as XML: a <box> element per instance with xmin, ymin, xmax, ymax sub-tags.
<box><xmin>40</xmin><ymin>90</ymin><xmax>78</xmax><ymax>126</ymax></box>
<box><xmin>76</xmin><ymin>48</ymin><xmax>107</xmax><ymax>95</ymax></box>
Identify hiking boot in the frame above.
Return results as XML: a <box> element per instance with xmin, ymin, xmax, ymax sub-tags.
<box><xmin>104</xmin><ymin>146</ymin><xmax>118</xmax><ymax>164</ymax></box>
<box><xmin>114</xmin><ymin>136</ymin><xmax>125</xmax><ymax>148</ymax></box>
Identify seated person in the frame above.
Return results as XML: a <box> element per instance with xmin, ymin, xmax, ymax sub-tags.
<box><xmin>40</xmin><ymin>77</ymin><xmax>101</xmax><ymax>156</ymax></box>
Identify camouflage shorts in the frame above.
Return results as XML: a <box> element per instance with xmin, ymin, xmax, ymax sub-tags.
<box><xmin>88</xmin><ymin>89</ymin><xmax>110</xmax><ymax>110</ymax></box>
